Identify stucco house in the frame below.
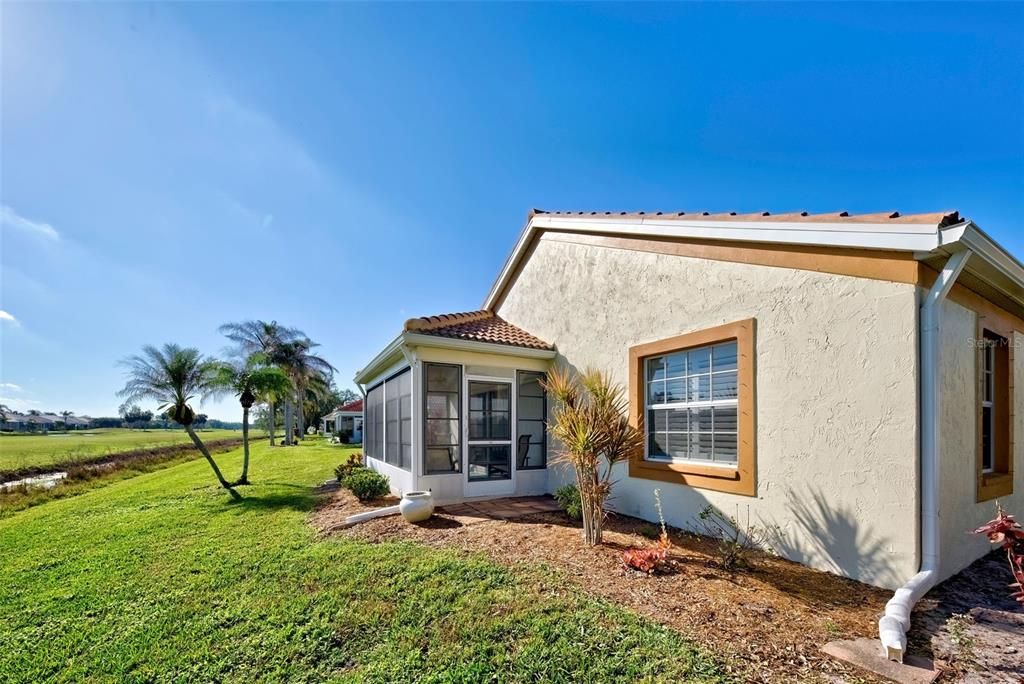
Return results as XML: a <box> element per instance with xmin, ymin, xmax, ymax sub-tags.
<box><xmin>353</xmin><ymin>208</ymin><xmax>1024</xmax><ymax>661</ymax></box>
<box><xmin>321</xmin><ymin>399</ymin><xmax>364</xmax><ymax>443</ymax></box>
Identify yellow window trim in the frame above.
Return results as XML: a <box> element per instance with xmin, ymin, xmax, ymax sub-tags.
<box><xmin>628</xmin><ymin>318</ymin><xmax>757</xmax><ymax>497</ymax></box>
<box><xmin>976</xmin><ymin>318</ymin><xmax>1015</xmax><ymax>503</ymax></box>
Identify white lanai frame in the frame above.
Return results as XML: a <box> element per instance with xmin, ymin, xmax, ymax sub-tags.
<box><xmin>354</xmin><ymin>333</ymin><xmax>557</xmax><ymax>504</ymax></box>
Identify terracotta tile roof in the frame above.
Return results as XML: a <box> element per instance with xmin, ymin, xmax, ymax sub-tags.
<box><xmin>404</xmin><ymin>310</ymin><xmax>553</xmax><ymax>350</ymax></box>
<box><xmin>531</xmin><ymin>209</ymin><xmax>964</xmax><ymax>227</ymax></box>
<box><xmin>338</xmin><ymin>399</ymin><xmax>363</xmax><ymax>413</ymax></box>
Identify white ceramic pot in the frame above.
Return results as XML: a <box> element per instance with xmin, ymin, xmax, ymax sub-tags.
<box><xmin>399</xmin><ymin>491</ymin><xmax>434</xmax><ymax>523</ymax></box>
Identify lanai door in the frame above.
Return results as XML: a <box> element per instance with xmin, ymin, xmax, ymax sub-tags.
<box><xmin>464</xmin><ymin>376</ymin><xmax>516</xmax><ymax>498</ymax></box>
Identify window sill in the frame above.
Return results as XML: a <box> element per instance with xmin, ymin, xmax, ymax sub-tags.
<box><xmin>977</xmin><ymin>472</ymin><xmax>1014</xmax><ymax>502</ymax></box>
<box><xmin>629</xmin><ymin>457</ymin><xmax>754</xmax><ymax>496</ymax></box>
<box><xmin>640</xmin><ymin>459</ymin><xmax>739</xmax><ymax>480</ymax></box>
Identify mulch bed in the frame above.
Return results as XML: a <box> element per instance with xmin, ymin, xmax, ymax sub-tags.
<box><xmin>311</xmin><ymin>488</ymin><xmax>893</xmax><ymax>683</ymax></box>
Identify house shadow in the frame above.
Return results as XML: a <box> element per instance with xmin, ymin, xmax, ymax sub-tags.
<box><xmin>756</xmin><ymin>486</ymin><xmax>893</xmax><ymax>609</ymax></box>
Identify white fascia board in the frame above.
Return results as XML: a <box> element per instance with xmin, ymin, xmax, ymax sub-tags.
<box><xmin>482</xmin><ymin>215</ymin><xmax>943</xmax><ymax>310</ymax></box>
<box><xmin>952</xmin><ymin>223</ymin><xmax>1024</xmax><ymax>289</ymax></box>
<box><xmin>403</xmin><ymin>332</ymin><xmax>557</xmax><ymax>359</ymax></box>
<box><xmin>353</xmin><ymin>333</ymin><xmax>405</xmax><ymax>385</ymax></box>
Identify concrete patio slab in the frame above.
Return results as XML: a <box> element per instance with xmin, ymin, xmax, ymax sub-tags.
<box><xmin>438</xmin><ymin>496</ymin><xmax>562</xmax><ymax>522</ymax></box>
<box><xmin>822</xmin><ymin>638</ymin><xmax>940</xmax><ymax>684</ymax></box>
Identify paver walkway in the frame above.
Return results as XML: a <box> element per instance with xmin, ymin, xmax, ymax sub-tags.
<box><xmin>440</xmin><ymin>496</ymin><xmax>561</xmax><ymax>523</ymax></box>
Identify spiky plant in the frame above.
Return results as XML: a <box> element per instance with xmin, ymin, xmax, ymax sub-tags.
<box><xmin>118</xmin><ymin>343</ymin><xmax>239</xmax><ymax>499</ymax></box>
<box><xmin>545</xmin><ymin>366</ymin><xmax>644</xmax><ymax>545</ymax></box>
<box><xmin>210</xmin><ymin>353</ymin><xmax>291</xmax><ymax>485</ymax></box>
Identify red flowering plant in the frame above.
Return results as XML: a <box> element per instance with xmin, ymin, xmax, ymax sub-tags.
<box><xmin>623</xmin><ymin>489</ymin><xmax>672</xmax><ymax>574</ymax></box>
<box><xmin>971</xmin><ymin>504</ymin><xmax>1024</xmax><ymax>604</ymax></box>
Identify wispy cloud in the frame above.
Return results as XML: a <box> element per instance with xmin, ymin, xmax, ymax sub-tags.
<box><xmin>0</xmin><ymin>310</ymin><xmax>19</xmax><ymax>326</ymax></box>
<box><xmin>1</xmin><ymin>205</ymin><xmax>59</xmax><ymax>241</ymax></box>
<box><xmin>0</xmin><ymin>395</ymin><xmax>41</xmax><ymax>411</ymax></box>
<box><xmin>0</xmin><ymin>383</ymin><xmax>23</xmax><ymax>392</ymax></box>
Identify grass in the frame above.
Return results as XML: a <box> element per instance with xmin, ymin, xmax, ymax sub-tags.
<box><xmin>0</xmin><ymin>428</ymin><xmax>258</xmax><ymax>474</ymax></box>
<box><xmin>0</xmin><ymin>440</ymin><xmax>726</xmax><ymax>683</ymax></box>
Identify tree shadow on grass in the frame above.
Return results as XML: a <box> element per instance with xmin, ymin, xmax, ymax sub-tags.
<box><xmin>225</xmin><ymin>487</ymin><xmax>321</xmax><ymax>513</ymax></box>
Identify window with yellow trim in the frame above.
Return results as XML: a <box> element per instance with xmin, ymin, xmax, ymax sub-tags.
<box><xmin>977</xmin><ymin>328</ymin><xmax>1013</xmax><ymax>501</ymax></box>
<box><xmin>628</xmin><ymin>318</ymin><xmax>756</xmax><ymax>497</ymax></box>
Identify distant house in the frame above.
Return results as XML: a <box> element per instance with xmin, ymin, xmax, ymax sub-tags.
<box><xmin>353</xmin><ymin>207</ymin><xmax>1024</xmax><ymax>661</ymax></box>
<box><xmin>321</xmin><ymin>399</ymin><xmax>363</xmax><ymax>443</ymax></box>
<box><xmin>1</xmin><ymin>412</ymin><xmax>91</xmax><ymax>432</ymax></box>
<box><xmin>1</xmin><ymin>413</ymin><xmax>29</xmax><ymax>432</ymax></box>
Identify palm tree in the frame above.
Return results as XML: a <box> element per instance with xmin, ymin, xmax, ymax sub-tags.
<box><xmin>219</xmin><ymin>320</ymin><xmax>300</xmax><ymax>446</ymax></box>
<box><xmin>276</xmin><ymin>338</ymin><xmax>334</xmax><ymax>442</ymax></box>
<box><xmin>211</xmin><ymin>354</ymin><xmax>290</xmax><ymax>485</ymax></box>
<box><xmin>60</xmin><ymin>410</ymin><xmax>73</xmax><ymax>432</ymax></box>
<box><xmin>545</xmin><ymin>367</ymin><xmax>644</xmax><ymax>545</ymax></box>
<box><xmin>118</xmin><ymin>343</ymin><xmax>239</xmax><ymax>499</ymax></box>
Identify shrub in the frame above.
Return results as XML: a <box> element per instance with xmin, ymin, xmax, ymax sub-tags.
<box><xmin>623</xmin><ymin>489</ymin><xmax>671</xmax><ymax>574</ymax></box>
<box><xmin>334</xmin><ymin>452</ymin><xmax>364</xmax><ymax>484</ymax></box>
<box><xmin>695</xmin><ymin>504</ymin><xmax>777</xmax><ymax>571</ymax></box>
<box><xmin>554</xmin><ymin>483</ymin><xmax>583</xmax><ymax>520</ymax></box>
<box><xmin>343</xmin><ymin>468</ymin><xmax>389</xmax><ymax>502</ymax></box>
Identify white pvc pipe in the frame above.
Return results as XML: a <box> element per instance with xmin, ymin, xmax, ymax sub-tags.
<box><xmin>879</xmin><ymin>248</ymin><xmax>971</xmax><ymax>662</ymax></box>
<box><xmin>344</xmin><ymin>505</ymin><xmax>400</xmax><ymax>526</ymax></box>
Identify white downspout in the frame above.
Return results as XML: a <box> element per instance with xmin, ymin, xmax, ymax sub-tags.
<box><xmin>878</xmin><ymin>248</ymin><xmax>972</xmax><ymax>662</ymax></box>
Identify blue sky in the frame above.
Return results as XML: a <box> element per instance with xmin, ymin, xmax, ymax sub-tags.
<box><xmin>1</xmin><ymin>2</ymin><xmax>1022</xmax><ymax>420</ymax></box>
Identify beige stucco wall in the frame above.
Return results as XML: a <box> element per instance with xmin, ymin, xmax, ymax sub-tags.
<box><xmin>497</xmin><ymin>233</ymin><xmax>921</xmax><ymax>589</ymax></box>
<box><xmin>937</xmin><ymin>298</ymin><xmax>1024</xmax><ymax>580</ymax></box>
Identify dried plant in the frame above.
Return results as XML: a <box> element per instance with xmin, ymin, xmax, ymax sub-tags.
<box><xmin>971</xmin><ymin>503</ymin><xmax>1024</xmax><ymax>604</ymax></box>
<box><xmin>695</xmin><ymin>504</ymin><xmax>776</xmax><ymax>570</ymax></box>
<box><xmin>545</xmin><ymin>366</ymin><xmax>644</xmax><ymax>545</ymax></box>
<box><xmin>623</xmin><ymin>489</ymin><xmax>672</xmax><ymax>574</ymax></box>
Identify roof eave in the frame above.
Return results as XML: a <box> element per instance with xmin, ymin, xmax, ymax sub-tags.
<box><xmin>353</xmin><ymin>330</ymin><xmax>557</xmax><ymax>386</ymax></box>
<box><xmin>484</xmin><ymin>214</ymin><xmax>1024</xmax><ymax>313</ymax></box>
<box><xmin>352</xmin><ymin>333</ymin><xmax>406</xmax><ymax>386</ymax></box>
<box><xmin>403</xmin><ymin>332</ymin><xmax>556</xmax><ymax>359</ymax></box>
<box><xmin>482</xmin><ymin>214</ymin><xmax>948</xmax><ymax>311</ymax></box>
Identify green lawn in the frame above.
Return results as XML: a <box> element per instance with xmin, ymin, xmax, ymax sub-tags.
<box><xmin>0</xmin><ymin>428</ymin><xmax>256</xmax><ymax>473</ymax></box>
<box><xmin>0</xmin><ymin>440</ymin><xmax>725</xmax><ymax>683</ymax></box>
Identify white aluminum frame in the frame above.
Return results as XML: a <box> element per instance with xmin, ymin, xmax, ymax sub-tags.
<box><xmin>463</xmin><ymin>373</ymin><xmax>517</xmax><ymax>498</ymax></box>
<box><xmin>982</xmin><ymin>340</ymin><xmax>996</xmax><ymax>474</ymax></box>
<box><xmin>643</xmin><ymin>340</ymin><xmax>739</xmax><ymax>469</ymax></box>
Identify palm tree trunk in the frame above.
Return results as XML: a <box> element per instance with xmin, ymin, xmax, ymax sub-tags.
<box><xmin>233</xmin><ymin>406</ymin><xmax>251</xmax><ymax>485</ymax></box>
<box><xmin>283</xmin><ymin>400</ymin><xmax>293</xmax><ymax>446</ymax></box>
<box><xmin>185</xmin><ymin>425</ymin><xmax>240</xmax><ymax>500</ymax></box>
<box><xmin>268</xmin><ymin>401</ymin><xmax>276</xmax><ymax>446</ymax></box>
<box><xmin>297</xmin><ymin>400</ymin><xmax>306</xmax><ymax>441</ymax></box>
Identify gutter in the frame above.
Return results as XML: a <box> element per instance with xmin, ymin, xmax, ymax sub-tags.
<box><xmin>878</xmin><ymin>248</ymin><xmax>972</xmax><ymax>662</ymax></box>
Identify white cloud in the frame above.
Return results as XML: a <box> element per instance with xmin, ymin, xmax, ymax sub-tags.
<box><xmin>1</xmin><ymin>205</ymin><xmax>59</xmax><ymax>241</ymax></box>
<box><xmin>0</xmin><ymin>383</ymin><xmax>22</xmax><ymax>392</ymax></box>
<box><xmin>0</xmin><ymin>310</ymin><xmax>19</xmax><ymax>326</ymax></box>
<box><xmin>0</xmin><ymin>395</ymin><xmax>41</xmax><ymax>411</ymax></box>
